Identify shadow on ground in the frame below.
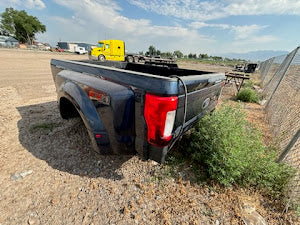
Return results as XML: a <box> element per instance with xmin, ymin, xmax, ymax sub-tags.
<box><xmin>17</xmin><ymin>101</ymin><xmax>133</xmax><ymax>180</ymax></box>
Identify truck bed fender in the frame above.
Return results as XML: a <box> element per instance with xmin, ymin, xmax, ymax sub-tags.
<box><xmin>59</xmin><ymin>80</ymin><xmax>110</xmax><ymax>152</ymax></box>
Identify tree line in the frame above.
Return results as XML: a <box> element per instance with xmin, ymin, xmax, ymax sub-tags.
<box><xmin>143</xmin><ymin>45</ymin><xmax>240</xmax><ymax>61</ymax></box>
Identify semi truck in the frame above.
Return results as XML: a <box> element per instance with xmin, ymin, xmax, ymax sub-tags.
<box><xmin>89</xmin><ymin>40</ymin><xmax>176</xmax><ymax>66</ymax></box>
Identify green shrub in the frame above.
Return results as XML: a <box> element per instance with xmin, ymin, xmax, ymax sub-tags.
<box><xmin>243</xmin><ymin>80</ymin><xmax>255</xmax><ymax>88</ymax></box>
<box><xmin>236</xmin><ymin>88</ymin><xmax>259</xmax><ymax>103</ymax></box>
<box><xmin>179</xmin><ymin>105</ymin><xmax>294</xmax><ymax>198</ymax></box>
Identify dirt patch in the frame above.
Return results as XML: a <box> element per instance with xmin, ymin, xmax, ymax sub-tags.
<box><xmin>0</xmin><ymin>49</ymin><xmax>297</xmax><ymax>224</ymax></box>
<box><xmin>178</xmin><ymin>60</ymin><xmax>233</xmax><ymax>73</ymax></box>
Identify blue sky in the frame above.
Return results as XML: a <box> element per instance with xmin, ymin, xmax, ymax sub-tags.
<box><xmin>0</xmin><ymin>0</ymin><xmax>299</xmax><ymax>55</ymax></box>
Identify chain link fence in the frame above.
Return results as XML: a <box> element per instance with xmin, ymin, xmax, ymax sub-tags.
<box><xmin>259</xmin><ymin>46</ymin><xmax>300</xmax><ymax>205</ymax></box>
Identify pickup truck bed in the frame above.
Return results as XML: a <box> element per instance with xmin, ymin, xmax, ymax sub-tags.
<box><xmin>51</xmin><ymin>59</ymin><xmax>224</xmax><ymax>163</ymax></box>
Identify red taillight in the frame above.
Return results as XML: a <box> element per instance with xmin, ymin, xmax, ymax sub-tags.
<box><xmin>144</xmin><ymin>93</ymin><xmax>178</xmax><ymax>147</ymax></box>
<box><xmin>88</xmin><ymin>88</ymin><xmax>110</xmax><ymax>105</ymax></box>
<box><xmin>89</xmin><ymin>90</ymin><xmax>103</xmax><ymax>101</ymax></box>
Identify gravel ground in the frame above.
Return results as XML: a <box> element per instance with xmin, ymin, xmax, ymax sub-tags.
<box><xmin>0</xmin><ymin>49</ymin><xmax>298</xmax><ymax>224</ymax></box>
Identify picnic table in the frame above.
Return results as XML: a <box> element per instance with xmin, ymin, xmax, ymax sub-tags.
<box><xmin>225</xmin><ymin>72</ymin><xmax>250</xmax><ymax>92</ymax></box>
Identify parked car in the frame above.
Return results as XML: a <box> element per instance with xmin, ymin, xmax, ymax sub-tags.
<box><xmin>74</xmin><ymin>46</ymin><xmax>88</xmax><ymax>54</ymax></box>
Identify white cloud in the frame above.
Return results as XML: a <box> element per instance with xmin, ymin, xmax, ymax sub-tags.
<box><xmin>53</xmin><ymin>0</ymin><xmax>193</xmax><ymax>37</ymax></box>
<box><xmin>188</xmin><ymin>21</ymin><xmax>278</xmax><ymax>53</ymax></box>
<box><xmin>25</xmin><ymin>0</ymin><xmax>45</xmax><ymax>9</ymax></box>
<box><xmin>36</xmin><ymin>0</ymin><xmax>280</xmax><ymax>54</ymax></box>
<box><xmin>128</xmin><ymin>0</ymin><xmax>300</xmax><ymax>21</ymax></box>
<box><xmin>235</xmin><ymin>35</ymin><xmax>278</xmax><ymax>44</ymax></box>
<box><xmin>220</xmin><ymin>35</ymin><xmax>279</xmax><ymax>54</ymax></box>
<box><xmin>128</xmin><ymin>0</ymin><xmax>224</xmax><ymax>21</ymax></box>
<box><xmin>0</xmin><ymin>0</ymin><xmax>46</xmax><ymax>9</ymax></box>
<box><xmin>50</xmin><ymin>0</ymin><xmax>214</xmax><ymax>53</ymax></box>
<box><xmin>189</xmin><ymin>22</ymin><xmax>230</xmax><ymax>30</ymax></box>
<box><xmin>190</xmin><ymin>22</ymin><xmax>270</xmax><ymax>40</ymax></box>
<box><xmin>231</xmin><ymin>24</ymin><xmax>268</xmax><ymax>39</ymax></box>
<box><xmin>225</xmin><ymin>0</ymin><xmax>300</xmax><ymax>16</ymax></box>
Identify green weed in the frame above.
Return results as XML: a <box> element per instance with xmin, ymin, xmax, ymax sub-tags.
<box><xmin>243</xmin><ymin>80</ymin><xmax>255</xmax><ymax>88</ymax></box>
<box><xmin>29</xmin><ymin>122</ymin><xmax>57</xmax><ymax>133</ymax></box>
<box><xmin>236</xmin><ymin>88</ymin><xmax>260</xmax><ymax>103</ymax></box>
<box><xmin>175</xmin><ymin>105</ymin><xmax>295</xmax><ymax>199</ymax></box>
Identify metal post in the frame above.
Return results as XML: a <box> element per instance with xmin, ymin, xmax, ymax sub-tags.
<box><xmin>277</xmin><ymin>129</ymin><xmax>300</xmax><ymax>162</ymax></box>
<box><xmin>263</xmin><ymin>54</ymin><xmax>289</xmax><ymax>89</ymax></box>
<box><xmin>261</xmin><ymin>57</ymin><xmax>275</xmax><ymax>84</ymax></box>
<box><xmin>265</xmin><ymin>46</ymin><xmax>300</xmax><ymax>108</ymax></box>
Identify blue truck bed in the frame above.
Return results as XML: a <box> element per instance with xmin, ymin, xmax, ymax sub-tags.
<box><xmin>51</xmin><ymin>59</ymin><xmax>224</xmax><ymax>163</ymax></box>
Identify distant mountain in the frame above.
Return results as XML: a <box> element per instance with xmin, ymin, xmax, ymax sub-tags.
<box><xmin>219</xmin><ymin>50</ymin><xmax>289</xmax><ymax>62</ymax></box>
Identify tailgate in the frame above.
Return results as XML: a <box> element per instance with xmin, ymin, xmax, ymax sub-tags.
<box><xmin>173</xmin><ymin>73</ymin><xmax>224</xmax><ymax>134</ymax></box>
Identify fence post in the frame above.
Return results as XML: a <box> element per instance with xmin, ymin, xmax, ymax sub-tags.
<box><xmin>277</xmin><ymin>129</ymin><xmax>300</xmax><ymax>162</ymax></box>
<box><xmin>265</xmin><ymin>46</ymin><xmax>300</xmax><ymax>108</ymax></box>
<box><xmin>263</xmin><ymin>54</ymin><xmax>289</xmax><ymax>88</ymax></box>
<box><xmin>261</xmin><ymin>58</ymin><xmax>275</xmax><ymax>84</ymax></box>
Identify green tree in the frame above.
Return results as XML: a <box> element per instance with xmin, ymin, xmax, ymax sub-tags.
<box><xmin>199</xmin><ymin>53</ymin><xmax>208</xmax><ymax>59</ymax></box>
<box><xmin>161</xmin><ymin>51</ymin><xmax>173</xmax><ymax>58</ymax></box>
<box><xmin>148</xmin><ymin>45</ymin><xmax>157</xmax><ymax>56</ymax></box>
<box><xmin>212</xmin><ymin>56</ymin><xmax>223</xmax><ymax>61</ymax></box>
<box><xmin>0</xmin><ymin>8</ymin><xmax>46</xmax><ymax>45</ymax></box>
<box><xmin>188</xmin><ymin>53</ymin><xmax>197</xmax><ymax>59</ymax></box>
<box><xmin>173</xmin><ymin>50</ymin><xmax>183</xmax><ymax>58</ymax></box>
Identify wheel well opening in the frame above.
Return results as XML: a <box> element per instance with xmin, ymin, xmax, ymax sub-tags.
<box><xmin>59</xmin><ymin>97</ymin><xmax>79</xmax><ymax>119</ymax></box>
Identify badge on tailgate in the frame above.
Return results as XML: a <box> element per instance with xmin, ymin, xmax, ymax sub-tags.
<box><xmin>202</xmin><ymin>97</ymin><xmax>210</xmax><ymax>109</ymax></box>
